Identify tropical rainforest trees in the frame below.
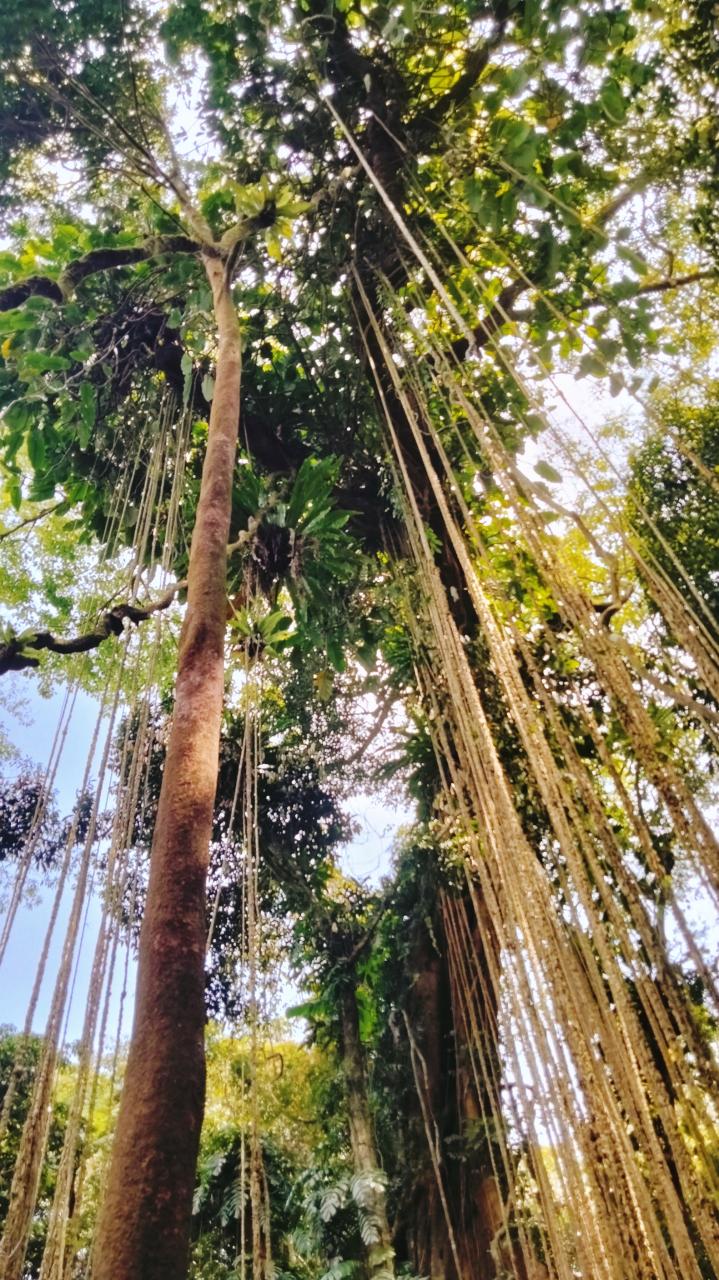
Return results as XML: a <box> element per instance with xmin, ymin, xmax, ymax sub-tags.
<box><xmin>1</xmin><ymin>0</ymin><xmax>719</xmax><ymax>1278</ymax></box>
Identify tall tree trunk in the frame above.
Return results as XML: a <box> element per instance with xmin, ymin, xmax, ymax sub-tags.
<box><xmin>93</xmin><ymin>257</ymin><xmax>240</xmax><ymax>1280</ymax></box>
<box><xmin>340</xmin><ymin>984</ymin><xmax>395</xmax><ymax>1279</ymax></box>
<box><xmin>401</xmin><ymin>922</ymin><xmax>456</xmax><ymax>1280</ymax></box>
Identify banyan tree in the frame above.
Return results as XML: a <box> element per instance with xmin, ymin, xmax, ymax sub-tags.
<box><xmin>0</xmin><ymin>0</ymin><xmax>718</xmax><ymax>1277</ymax></box>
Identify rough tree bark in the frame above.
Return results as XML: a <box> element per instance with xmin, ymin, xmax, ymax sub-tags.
<box><xmin>401</xmin><ymin>921</ymin><xmax>455</xmax><ymax>1280</ymax></box>
<box><xmin>92</xmin><ymin>254</ymin><xmax>241</xmax><ymax>1280</ymax></box>
<box><xmin>340</xmin><ymin>983</ymin><xmax>396</xmax><ymax>1279</ymax></box>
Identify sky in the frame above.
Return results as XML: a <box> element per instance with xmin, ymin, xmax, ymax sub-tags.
<box><xmin>0</xmin><ymin>683</ymin><xmax>111</xmax><ymax>1040</ymax></box>
<box><xmin>0</xmin><ymin>678</ymin><xmax>413</xmax><ymax>1043</ymax></box>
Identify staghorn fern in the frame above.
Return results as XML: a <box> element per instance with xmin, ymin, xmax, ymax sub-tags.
<box><xmin>219</xmin><ymin>1171</ymin><xmax>247</xmax><ymax>1227</ymax></box>
<box><xmin>348</xmin><ymin>1169</ymin><xmax>387</xmax><ymax>1213</ymax></box>
<box><xmin>318</xmin><ymin>1175</ymin><xmax>350</xmax><ymax>1223</ymax></box>
<box><xmin>318</xmin><ymin>1259</ymin><xmax>361</xmax><ymax>1280</ymax></box>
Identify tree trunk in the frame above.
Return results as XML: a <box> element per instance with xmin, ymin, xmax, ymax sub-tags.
<box><xmin>340</xmin><ymin>984</ymin><xmax>395</xmax><ymax>1279</ymax></box>
<box><xmin>92</xmin><ymin>256</ymin><xmax>240</xmax><ymax>1280</ymax></box>
<box><xmin>401</xmin><ymin>917</ymin><xmax>456</xmax><ymax>1280</ymax></box>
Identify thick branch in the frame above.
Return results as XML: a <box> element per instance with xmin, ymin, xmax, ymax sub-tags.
<box><xmin>634</xmin><ymin>269</ymin><xmax>716</xmax><ymax>296</ymax></box>
<box><xmin>550</xmin><ymin>269</ymin><xmax>719</xmax><ymax>324</ymax></box>
<box><xmin>450</xmin><ymin>278</ymin><xmax>531</xmax><ymax>359</ymax></box>
<box><xmin>417</xmin><ymin>18</ymin><xmax>508</xmax><ymax>128</ymax></box>
<box><xmin>0</xmin><ymin>237</ymin><xmax>200</xmax><ymax>312</ymax></box>
<box><xmin>0</xmin><ymin>276</ymin><xmax>64</xmax><ymax>309</ymax></box>
<box><xmin>0</xmin><ymin>581</ymin><xmax>185</xmax><ymax>676</ymax></box>
<box><xmin>452</xmin><ymin>268</ymin><xmax>717</xmax><ymax>361</ymax></box>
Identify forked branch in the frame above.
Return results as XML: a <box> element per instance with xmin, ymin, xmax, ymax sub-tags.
<box><xmin>0</xmin><ymin>238</ymin><xmax>201</xmax><ymax>312</ymax></box>
<box><xmin>0</xmin><ymin>580</ymin><xmax>186</xmax><ymax>676</ymax></box>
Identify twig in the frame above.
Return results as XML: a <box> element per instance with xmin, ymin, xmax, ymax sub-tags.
<box><xmin>0</xmin><ymin>503</ymin><xmax>64</xmax><ymax>542</ymax></box>
<box><xmin>344</xmin><ymin>693</ymin><xmax>397</xmax><ymax>767</ymax></box>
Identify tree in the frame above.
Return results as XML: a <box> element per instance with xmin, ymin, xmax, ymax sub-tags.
<box><xmin>0</xmin><ymin>13</ymin><xmax>248</xmax><ymax>1269</ymax></box>
<box><xmin>1</xmin><ymin>1</ymin><xmax>719</xmax><ymax>1277</ymax></box>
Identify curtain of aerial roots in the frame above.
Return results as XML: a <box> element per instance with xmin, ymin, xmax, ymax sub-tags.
<box><xmin>243</xmin><ymin>691</ymin><xmax>273</xmax><ymax>1280</ymax></box>
<box><xmin>203</xmin><ymin>640</ymin><xmax>273</xmax><ymax>1280</ymax></box>
<box><xmin>353</xmin><ymin>257</ymin><xmax>719</xmax><ymax>1275</ymax></box>
<box><xmin>0</xmin><ymin>392</ymin><xmax>191</xmax><ymax>1280</ymax></box>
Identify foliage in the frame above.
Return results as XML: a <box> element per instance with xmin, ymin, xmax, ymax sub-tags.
<box><xmin>0</xmin><ymin>1028</ymin><xmax>68</xmax><ymax>1275</ymax></box>
<box><xmin>189</xmin><ymin>1031</ymin><xmax>363</xmax><ymax>1280</ymax></box>
<box><xmin>628</xmin><ymin>390</ymin><xmax>719</xmax><ymax>618</ymax></box>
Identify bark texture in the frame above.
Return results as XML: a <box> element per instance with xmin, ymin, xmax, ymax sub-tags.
<box><xmin>340</xmin><ymin>985</ymin><xmax>396</xmax><ymax>1279</ymax></box>
<box><xmin>398</xmin><ymin>893</ymin><xmax>542</xmax><ymax>1280</ymax></box>
<box><xmin>92</xmin><ymin>257</ymin><xmax>240</xmax><ymax>1280</ymax></box>
<box><xmin>400</xmin><ymin>918</ymin><xmax>456</xmax><ymax>1280</ymax></box>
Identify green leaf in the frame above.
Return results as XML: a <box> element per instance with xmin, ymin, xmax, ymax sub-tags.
<box><xmin>286</xmin><ymin>997</ymin><xmax>329</xmax><ymax>1021</ymax></box>
<box><xmin>599</xmin><ymin>80</ymin><xmax>627</xmax><ymax>124</ymax></box>
<box><xmin>616</xmin><ymin>245</ymin><xmax>648</xmax><ymax>276</ymax></box>
<box><xmin>259</xmin><ymin>609</ymin><xmax>293</xmax><ymax>640</ymax></box>
<box><xmin>201</xmin><ymin>373</ymin><xmax>215</xmax><ymax>402</ymax></box>
<box><xmin>229</xmin><ymin>179</ymin><xmax>268</xmax><ymax>218</ymax></box>
<box><xmin>265</xmin><ymin>229</ymin><xmax>283</xmax><ymax>262</ymax></box>
<box><xmin>45</xmin><ymin>581</ymin><xmax>73</xmax><ymax>612</ymax></box>
<box><xmin>27</xmin><ymin>427</ymin><xmax>46</xmax><ymax>471</ymax></box>
<box><xmin>314</xmin><ymin>668</ymin><xmax>334</xmax><ymax>700</ymax></box>
<box><xmin>287</xmin><ymin>456</ymin><xmax>339</xmax><ymax>529</ymax></box>
<box><xmin>578</xmin><ymin>352</ymin><xmax>606</xmax><ymax>378</ymax></box>
<box><xmin>0</xmin><ymin>309</ymin><xmax>40</xmax><ymax>335</ymax></box>
<box><xmin>23</xmin><ymin>295</ymin><xmax>56</xmax><ymax>313</ymax></box>
<box><xmin>2</xmin><ymin>401</ymin><xmax>31</xmax><ymax>433</ymax></box>
<box><xmin>234</xmin><ymin>462</ymin><xmax>263</xmax><ymax>520</ymax></box>
<box><xmin>79</xmin><ymin>382</ymin><xmax>96</xmax><ymax>447</ymax></box>
<box><xmin>464</xmin><ymin>177</ymin><xmax>487</xmax><ymax>215</ymax></box>
<box><xmin>535</xmin><ymin>460</ymin><xmax>562</xmax><ymax>484</ymax></box>
<box><xmin>29</xmin><ymin>473</ymin><xmax>56</xmax><ymax>502</ymax></box>
<box><xmin>495</xmin><ymin>117</ymin><xmax>531</xmax><ymax>150</ymax></box>
<box><xmin>326</xmin><ymin>633</ymin><xmax>346</xmax><ymax>673</ymax></box>
<box><xmin>0</xmin><ymin>252</ymin><xmax>21</xmax><ymax>273</ymax></box>
<box><xmin>20</xmin><ymin>352</ymin><xmax>71</xmax><ymax>375</ymax></box>
<box><xmin>504</xmin><ymin>63</ymin><xmax>533</xmax><ymax>96</ymax></box>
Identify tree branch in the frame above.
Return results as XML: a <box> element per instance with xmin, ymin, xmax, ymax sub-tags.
<box><xmin>416</xmin><ymin>18</ymin><xmax>508</xmax><ymax>128</ymax></box>
<box><xmin>0</xmin><ymin>502</ymin><xmax>64</xmax><ymax>542</ymax></box>
<box><xmin>0</xmin><ymin>236</ymin><xmax>200</xmax><ymax>312</ymax></box>
<box><xmin>592</xmin><ymin>174</ymin><xmax>651</xmax><ymax>228</ymax></box>
<box><xmin>451</xmin><ymin>268</ymin><xmax>717</xmax><ymax>362</ymax></box>
<box><xmin>0</xmin><ymin>580</ymin><xmax>186</xmax><ymax>676</ymax></box>
<box><xmin>634</xmin><ymin>269</ymin><xmax>716</xmax><ymax>296</ymax></box>
<box><xmin>619</xmin><ymin>641</ymin><xmax>719</xmax><ymax>726</ymax></box>
<box><xmin>450</xmin><ymin>278</ymin><xmax>531</xmax><ymax>359</ymax></box>
<box><xmin>0</xmin><ymin>276</ymin><xmax>64</xmax><ymax>309</ymax></box>
<box><xmin>343</xmin><ymin>692</ymin><xmax>397</xmax><ymax>766</ymax></box>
